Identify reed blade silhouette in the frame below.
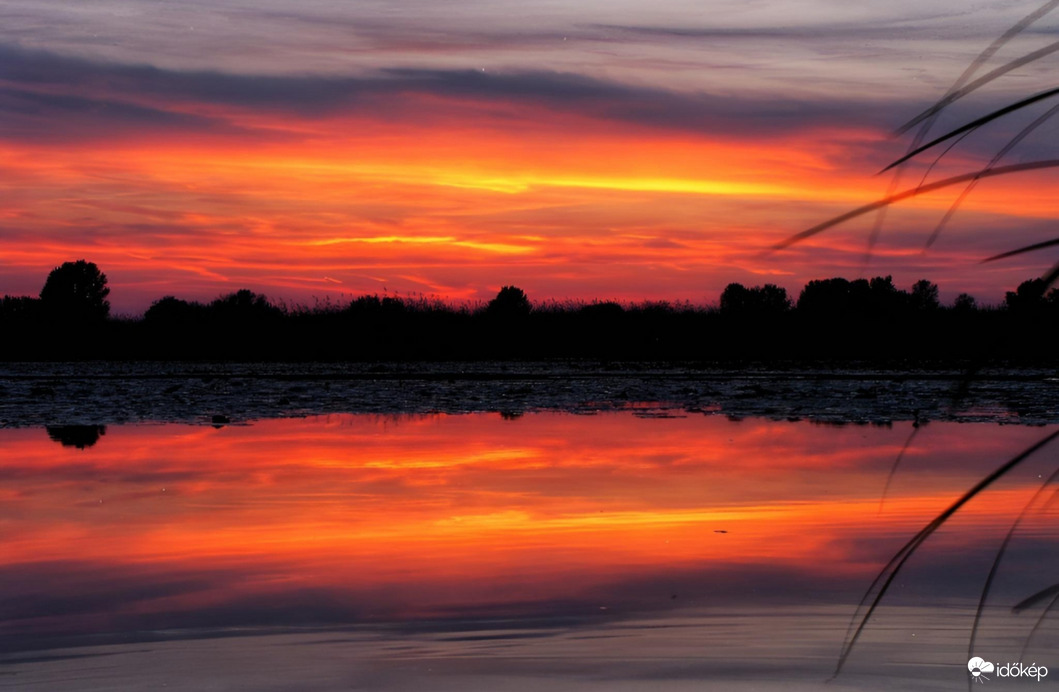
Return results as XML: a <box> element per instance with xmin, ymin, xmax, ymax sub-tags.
<box><xmin>880</xmin><ymin>0</ymin><xmax>1059</xmax><ymax>259</ymax></box>
<box><xmin>782</xmin><ymin>1</ymin><xmax>1059</xmax><ymax>270</ymax></box>
<box><xmin>967</xmin><ymin>467</ymin><xmax>1059</xmax><ymax>684</ymax></box>
<box><xmin>983</xmin><ymin>238</ymin><xmax>1059</xmax><ymax>263</ymax></box>
<box><xmin>897</xmin><ymin>39</ymin><xmax>1059</xmax><ymax>138</ymax></box>
<box><xmin>923</xmin><ymin>102</ymin><xmax>1059</xmax><ymax>250</ymax></box>
<box><xmin>773</xmin><ymin>160</ymin><xmax>1059</xmax><ymax>251</ymax></box>
<box><xmin>833</xmin><ymin>430</ymin><xmax>1059</xmax><ymax>678</ymax></box>
<box><xmin>916</xmin><ymin>131</ymin><xmax>973</xmax><ymax>189</ymax></box>
<box><xmin>878</xmin><ymin>423</ymin><xmax>921</xmax><ymax>515</ymax></box>
<box><xmin>800</xmin><ymin>6</ymin><xmax>1059</xmax><ymax>679</ymax></box>
<box><xmin>1039</xmin><ymin>258</ymin><xmax>1059</xmax><ymax>291</ymax></box>
<box><xmin>1017</xmin><ymin>588</ymin><xmax>1059</xmax><ymax>663</ymax></box>
<box><xmin>981</xmin><ymin>249</ymin><xmax>1059</xmax><ymax>301</ymax></box>
<box><xmin>1013</xmin><ymin>583</ymin><xmax>1059</xmax><ymax>614</ymax></box>
<box><xmin>882</xmin><ymin>87</ymin><xmax>1059</xmax><ymax>173</ymax></box>
<box><xmin>896</xmin><ymin>0</ymin><xmax>1059</xmax><ymax>137</ymax></box>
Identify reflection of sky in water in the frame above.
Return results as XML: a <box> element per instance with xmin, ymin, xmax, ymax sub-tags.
<box><xmin>2</xmin><ymin>414</ymin><xmax>1058</xmax><ymax>688</ymax></box>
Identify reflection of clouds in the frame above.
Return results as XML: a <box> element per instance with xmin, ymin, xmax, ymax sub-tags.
<box><xmin>7</xmin><ymin>604</ymin><xmax>1046</xmax><ymax>690</ymax></box>
<box><xmin>3</xmin><ymin>414</ymin><xmax>1058</xmax><ymax>654</ymax></box>
<box><xmin>6</xmin><ymin>534</ymin><xmax>1058</xmax><ymax>654</ymax></box>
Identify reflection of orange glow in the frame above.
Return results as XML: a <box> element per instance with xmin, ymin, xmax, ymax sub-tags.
<box><xmin>3</xmin><ymin>415</ymin><xmax>1054</xmax><ymax>618</ymax></box>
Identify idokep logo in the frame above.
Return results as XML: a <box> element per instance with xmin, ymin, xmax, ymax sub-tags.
<box><xmin>969</xmin><ymin>657</ymin><xmax>995</xmax><ymax>683</ymax></box>
<box><xmin>968</xmin><ymin>657</ymin><xmax>1049</xmax><ymax>683</ymax></box>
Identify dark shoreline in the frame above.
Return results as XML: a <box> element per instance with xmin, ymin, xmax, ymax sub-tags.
<box><xmin>6</xmin><ymin>278</ymin><xmax>1059</xmax><ymax>363</ymax></box>
<box><xmin>3</xmin><ymin>360</ymin><xmax>1058</xmax><ymax>427</ymax></box>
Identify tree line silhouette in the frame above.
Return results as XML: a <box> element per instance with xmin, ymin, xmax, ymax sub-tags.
<box><xmin>3</xmin><ymin>260</ymin><xmax>1058</xmax><ymax>362</ymax></box>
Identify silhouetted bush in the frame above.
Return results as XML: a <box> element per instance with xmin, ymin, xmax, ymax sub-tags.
<box><xmin>209</xmin><ymin>289</ymin><xmax>283</xmax><ymax>323</ymax></box>
<box><xmin>0</xmin><ymin>295</ymin><xmax>43</xmax><ymax>323</ymax></box>
<box><xmin>486</xmin><ymin>286</ymin><xmax>532</xmax><ymax>318</ymax></box>
<box><xmin>579</xmin><ymin>301</ymin><xmax>624</xmax><ymax>318</ymax></box>
<box><xmin>145</xmin><ymin>296</ymin><xmax>207</xmax><ymax>325</ymax></box>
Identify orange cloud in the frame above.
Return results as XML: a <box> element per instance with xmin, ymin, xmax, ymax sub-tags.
<box><xmin>1</xmin><ymin>49</ymin><xmax>1055</xmax><ymax>310</ymax></box>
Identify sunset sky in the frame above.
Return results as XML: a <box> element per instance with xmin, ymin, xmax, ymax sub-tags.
<box><xmin>2</xmin><ymin>1</ymin><xmax>1059</xmax><ymax>314</ymax></box>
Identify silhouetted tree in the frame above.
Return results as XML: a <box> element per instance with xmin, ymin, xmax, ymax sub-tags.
<box><xmin>721</xmin><ymin>283</ymin><xmax>791</xmax><ymax>316</ymax></box>
<box><xmin>39</xmin><ymin>260</ymin><xmax>110</xmax><ymax>321</ymax></box>
<box><xmin>798</xmin><ymin>275</ymin><xmax>924</xmax><ymax>317</ymax></box>
<box><xmin>1005</xmin><ymin>279</ymin><xmax>1048</xmax><ymax>312</ymax></box>
<box><xmin>797</xmin><ymin>278</ymin><xmax>853</xmax><ymax>314</ymax></box>
<box><xmin>910</xmin><ymin>279</ymin><xmax>940</xmax><ymax>311</ymax></box>
<box><xmin>719</xmin><ymin>283</ymin><xmax>751</xmax><ymax>315</ymax></box>
<box><xmin>867</xmin><ymin>275</ymin><xmax>903</xmax><ymax>313</ymax></box>
<box><xmin>953</xmin><ymin>293</ymin><xmax>977</xmax><ymax>312</ymax></box>
<box><xmin>486</xmin><ymin>286</ymin><xmax>531</xmax><ymax>317</ymax></box>
<box><xmin>756</xmin><ymin>284</ymin><xmax>792</xmax><ymax>313</ymax></box>
<box><xmin>868</xmin><ymin>275</ymin><xmax>897</xmax><ymax>295</ymax></box>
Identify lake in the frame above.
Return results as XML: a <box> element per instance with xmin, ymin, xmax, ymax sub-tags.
<box><xmin>2</xmin><ymin>409</ymin><xmax>1057</xmax><ymax>690</ymax></box>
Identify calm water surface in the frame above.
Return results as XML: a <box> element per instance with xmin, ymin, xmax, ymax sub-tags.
<box><xmin>2</xmin><ymin>413</ymin><xmax>1058</xmax><ymax>690</ymax></box>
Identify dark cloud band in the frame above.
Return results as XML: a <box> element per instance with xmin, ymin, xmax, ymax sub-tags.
<box><xmin>0</xmin><ymin>43</ymin><xmax>918</xmax><ymax>143</ymax></box>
